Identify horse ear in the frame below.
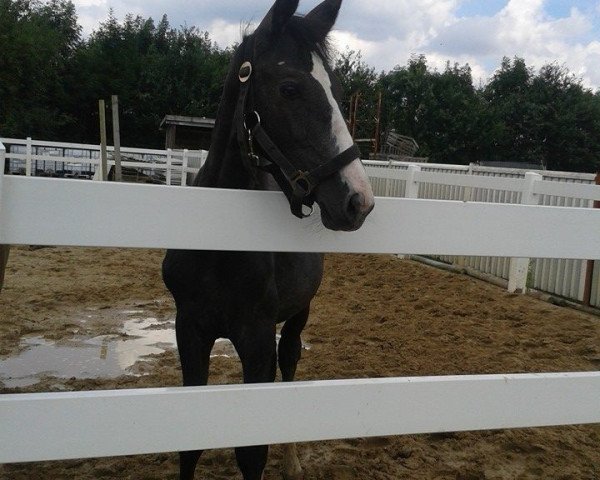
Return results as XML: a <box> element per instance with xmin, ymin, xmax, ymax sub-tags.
<box><xmin>303</xmin><ymin>0</ymin><xmax>342</xmax><ymax>40</ymax></box>
<box><xmin>257</xmin><ymin>0</ymin><xmax>299</xmax><ymax>37</ymax></box>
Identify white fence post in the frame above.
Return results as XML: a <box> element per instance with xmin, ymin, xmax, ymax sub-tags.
<box><xmin>405</xmin><ymin>164</ymin><xmax>421</xmax><ymax>199</ymax></box>
<box><xmin>166</xmin><ymin>149</ymin><xmax>172</xmax><ymax>186</ymax></box>
<box><xmin>463</xmin><ymin>163</ymin><xmax>476</xmax><ymax>202</ymax></box>
<box><xmin>181</xmin><ymin>149</ymin><xmax>189</xmax><ymax>187</ymax></box>
<box><xmin>0</xmin><ymin>140</ymin><xmax>9</xmax><ymax>293</ymax></box>
<box><xmin>25</xmin><ymin>137</ymin><xmax>32</xmax><ymax>176</ymax></box>
<box><xmin>0</xmin><ymin>140</ymin><xmax>6</xmax><ymax>214</ymax></box>
<box><xmin>0</xmin><ymin>140</ymin><xmax>5</xmax><ymax>179</ymax></box>
<box><xmin>508</xmin><ymin>172</ymin><xmax>543</xmax><ymax>293</ymax></box>
<box><xmin>397</xmin><ymin>165</ymin><xmax>421</xmax><ymax>259</ymax></box>
<box><xmin>384</xmin><ymin>159</ymin><xmax>393</xmax><ymax>197</ymax></box>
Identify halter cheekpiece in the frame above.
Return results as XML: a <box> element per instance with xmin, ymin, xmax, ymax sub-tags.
<box><xmin>234</xmin><ymin>37</ymin><xmax>361</xmax><ymax>219</ymax></box>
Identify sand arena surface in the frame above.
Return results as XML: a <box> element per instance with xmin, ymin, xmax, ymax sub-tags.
<box><xmin>0</xmin><ymin>247</ymin><xmax>599</xmax><ymax>479</ymax></box>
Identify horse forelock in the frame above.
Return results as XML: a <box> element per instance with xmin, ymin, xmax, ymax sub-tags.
<box><xmin>250</xmin><ymin>14</ymin><xmax>332</xmax><ymax>61</ymax></box>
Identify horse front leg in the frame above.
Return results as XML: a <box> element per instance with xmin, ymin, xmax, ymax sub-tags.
<box><xmin>175</xmin><ymin>304</ymin><xmax>216</xmax><ymax>480</ymax></box>
<box><xmin>231</xmin><ymin>321</ymin><xmax>277</xmax><ymax>480</ymax></box>
<box><xmin>277</xmin><ymin>307</ymin><xmax>310</xmax><ymax>480</ymax></box>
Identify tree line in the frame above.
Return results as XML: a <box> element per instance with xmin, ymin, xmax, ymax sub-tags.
<box><xmin>1</xmin><ymin>0</ymin><xmax>599</xmax><ymax>172</ymax></box>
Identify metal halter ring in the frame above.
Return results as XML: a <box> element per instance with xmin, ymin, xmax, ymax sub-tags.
<box><xmin>239</xmin><ymin>61</ymin><xmax>253</xmax><ymax>83</ymax></box>
<box><xmin>301</xmin><ymin>204</ymin><xmax>315</xmax><ymax>218</ymax></box>
<box><xmin>243</xmin><ymin>111</ymin><xmax>261</xmax><ymax>131</ymax></box>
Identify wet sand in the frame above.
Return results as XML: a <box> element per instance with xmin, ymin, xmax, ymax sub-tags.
<box><xmin>1</xmin><ymin>247</ymin><xmax>599</xmax><ymax>479</ymax></box>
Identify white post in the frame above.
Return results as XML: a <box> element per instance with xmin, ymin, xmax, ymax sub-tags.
<box><xmin>0</xmin><ymin>141</ymin><xmax>9</xmax><ymax>293</ymax></box>
<box><xmin>0</xmin><ymin>140</ymin><xmax>5</xmax><ymax>214</ymax></box>
<box><xmin>181</xmin><ymin>149</ymin><xmax>189</xmax><ymax>187</ymax></box>
<box><xmin>405</xmin><ymin>164</ymin><xmax>421</xmax><ymax>199</ymax></box>
<box><xmin>166</xmin><ymin>149</ymin><xmax>172</xmax><ymax>186</ymax></box>
<box><xmin>397</xmin><ymin>165</ymin><xmax>421</xmax><ymax>259</ymax></box>
<box><xmin>455</xmin><ymin>163</ymin><xmax>477</xmax><ymax>268</ymax></box>
<box><xmin>25</xmin><ymin>137</ymin><xmax>32</xmax><ymax>176</ymax></box>
<box><xmin>384</xmin><ymin>158</ymin><xmax>393</xmax><ymax>197</ymax></box>
<box><xmin>508</xmin><ymin>172</ymin><xmax>543</xmax><ymax>293</ymax></box>
<box><xmin>463</xmin><ymin>163</ymin><xmax>476</xmax><ymax>202</ymax></box>
<box><xmin>0</xmin><ymin>140</ymin><xmax>6</xmax><ymax>177</ymax></box>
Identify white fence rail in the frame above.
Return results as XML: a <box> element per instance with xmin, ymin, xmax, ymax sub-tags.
<box><xmin>2</xmin><ymin>137</ymin><xmax>600</xmax><ymax>306</ymax></box>
<box><xmin>2</xmin><ymin>175</ymin><xmax>600</xmax><ymax>257</ymax></box>
<box><xmin>0</xmin><ymin>145</ymin><xmax>599</xmax><ymax>464</ymax></box>
<box><xmin>2</xmin><ymin>373</ymin><xmax>599</xmax><ymax>463</ymax></box>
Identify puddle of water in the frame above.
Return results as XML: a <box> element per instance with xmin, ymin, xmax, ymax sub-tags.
<box><xmin>0</xmin><ymin>311</ymin><xmax>311</xmax><ymax>388</ymax></box>
<box><xmin>0</xmin><ymin>316</ymin><xmax>177</xmax><ymax>388</ymax></box>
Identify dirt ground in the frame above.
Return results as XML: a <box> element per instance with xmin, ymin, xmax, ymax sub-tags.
<box><xmin>0</xmin><ymin>246</ymin><xmax>599</xmax><ymax>480</ymax></box>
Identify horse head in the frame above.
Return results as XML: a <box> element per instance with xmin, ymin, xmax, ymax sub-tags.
<box><xmin>237</xmin><ymin>0</ymin><xmax>375</xmax><ymax>232</ymax></box>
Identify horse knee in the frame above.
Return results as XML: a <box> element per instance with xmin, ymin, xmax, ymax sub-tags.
<box><xmin>278</xmin><ymin>309</ymin><xmax>309</xmax><ymax>382</ymax></box>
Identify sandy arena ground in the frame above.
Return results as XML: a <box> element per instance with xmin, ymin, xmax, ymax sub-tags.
<box><xmin>0</xmin><ymin>246</ymin><xmax>599</xmax><ymax>479</ymax></box>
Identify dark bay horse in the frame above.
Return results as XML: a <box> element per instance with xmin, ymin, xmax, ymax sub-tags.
<box><xmin>162</xmin><ymin>1</ymin><xmax>374</xmax><ymax>478</ymax></box>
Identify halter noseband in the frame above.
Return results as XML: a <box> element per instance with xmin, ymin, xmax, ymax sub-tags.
<box><xmin>235</xmin><ymin>39</ymin><xmax>361</xmax><ymax>219</ymax></box>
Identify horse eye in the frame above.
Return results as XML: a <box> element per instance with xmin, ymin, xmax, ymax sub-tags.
<box><xmin>279</xmin><ymin>82</ymin><xmax>300</xmax><ymax>99</ymax></box>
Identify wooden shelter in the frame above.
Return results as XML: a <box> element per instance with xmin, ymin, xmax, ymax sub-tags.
<box><xmin>160</xmin><ymin>115</ymin><xmax>215</xmax><ymax>151</ymax></box>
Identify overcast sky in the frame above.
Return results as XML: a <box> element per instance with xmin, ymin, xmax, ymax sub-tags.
<box><xmin>73</xmin><ymin>0</ymin><xmax>600</xmax><ymax>90</ymax></box>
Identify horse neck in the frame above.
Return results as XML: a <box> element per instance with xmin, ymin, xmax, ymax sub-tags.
<box><xmin>194</xmin><ymin>47</ymin><xmax>255</xmax><ymax>191</ymax></box>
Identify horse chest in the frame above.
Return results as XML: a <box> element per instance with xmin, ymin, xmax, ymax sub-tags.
<box><xmin>163</xmin><ymin>250</ymin><xmax>322</xmax><ymax>318</ymax></box>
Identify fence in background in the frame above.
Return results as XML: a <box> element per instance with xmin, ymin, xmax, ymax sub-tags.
<box><xmin>2</xmin><ymin>137</ymin><xmax>599</xmax><ymax>306</ymax></box>
<box><xmin>1</xmin><ymin>137</ymin><xmax>205</xmax><ymax>186</ymax></box>
<box><xmin>364</xmin><ymin>161</ymin><xmax>600</xmax><ymax>307</ymax></box>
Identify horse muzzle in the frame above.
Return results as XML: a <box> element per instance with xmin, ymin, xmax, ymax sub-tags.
<box><xmin>317</xmin><ymin>184</ymin><xmax>375</xmax><ymax>232</ymax></box>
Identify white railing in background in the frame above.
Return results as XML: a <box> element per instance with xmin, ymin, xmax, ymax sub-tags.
<box><xmin>2</xmin><ymin>137</ymin><xmax>599</xmax><ymax>305</ymax></box>
<box><xmin>1</xmin><ymin>137</ymin><xmax>207</xmax><ymax>186</ymax></box>
<box><xmin>0</xmin><ymin>151</ymin><xmax>599</xmax><ymax>464</ymax></box>
<box><xmin>363</xmin><ymin>161</ymin><xmax>600</xmax><ymax>307</ymax></box>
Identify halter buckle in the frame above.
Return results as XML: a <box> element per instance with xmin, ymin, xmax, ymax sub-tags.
<box><xmin>291</xmin><ymin>171</ymin><xmax>314</xmax><ymax>196</ymax></box>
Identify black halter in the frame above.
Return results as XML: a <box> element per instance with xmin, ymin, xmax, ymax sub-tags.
<box><xmin>234</xmin><ymin>38</ymin><xmax>361</xmax><ymax>219</ymax></box>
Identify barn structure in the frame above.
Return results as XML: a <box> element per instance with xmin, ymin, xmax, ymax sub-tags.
<box><xmin>160</xmin><ymin>115</ymin><xmax>215</xmax><ymax>151</ymax></box>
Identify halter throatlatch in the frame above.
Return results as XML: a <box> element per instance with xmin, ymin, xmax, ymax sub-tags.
<box><xmin>234</xmin><ymin>39</ymin><xmax>361</xmax><ymax>219</ymax></box>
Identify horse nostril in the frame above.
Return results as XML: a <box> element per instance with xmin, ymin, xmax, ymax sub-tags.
<box><xmin>346</xmin><ymin>192</ymin><xmax>364</xmax><ymax>219</ymax></box>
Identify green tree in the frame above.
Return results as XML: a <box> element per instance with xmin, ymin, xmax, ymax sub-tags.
<box><xmin>529</xmin><ymin>64</ymin><xmax>600</xmax><ymax>172</ymax></box>
<box><xmin>69</xmin><ymin>12</ymin><xmax>232</xmax><ymax>147</ymax></box>
<box><xmin>482</xmin><ymin>57</ymin><xmax>600</xmax><ymax>172</ymax></box>
<box><xmin>334</xmin><ymin>49</ymin><xmax>381</xmax><ymax>156</ymax></box>
<box><xmin>481</xmin><ymin>57</ymin><xmax>541</xmax><ymax>165</ymax></box>
<box><xmin>380</xmin><ymin>56</ymin><xmax>481</xmax><ymax>164</ymax></box>
<box><xmin>0</xmin><ymin>0</ymin><xmax>81</xmax><ymax>138</ymax></box>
